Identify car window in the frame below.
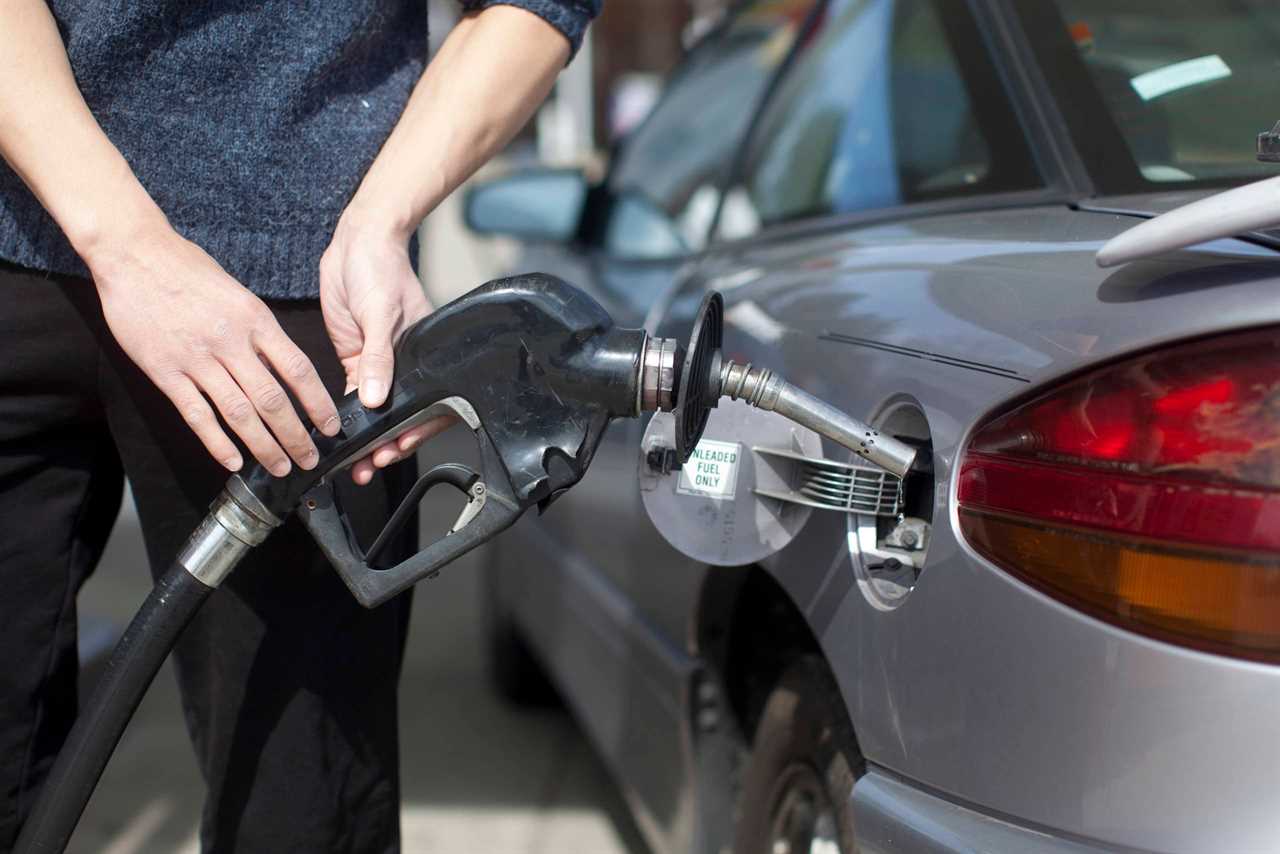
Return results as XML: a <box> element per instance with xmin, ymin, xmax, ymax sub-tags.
<box><xmin>717</xmin><ymin>0</ymin><xmax>1041</xmax><ymax>240</ymax></box>
<box><xmin>1031</xmin><ymin>0</ymin><xmax>1280</xmax><ymax>190</ymax></box>
<box><xmin>602</xmin><ymin>0</ymin><xmax>817</xmax><ymax>259</ymax></box>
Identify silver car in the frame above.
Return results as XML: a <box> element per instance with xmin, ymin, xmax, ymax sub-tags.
<box><xmin>464</xmin><ymin>1</ymin><xmax>1280</xmax><ymax>852</ymax></box>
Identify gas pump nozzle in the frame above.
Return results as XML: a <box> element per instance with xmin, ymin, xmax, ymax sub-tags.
<box><xmin>199</xmin><ymin>275</ymin><xmax>918</xmax><ymax>608</ymax></box>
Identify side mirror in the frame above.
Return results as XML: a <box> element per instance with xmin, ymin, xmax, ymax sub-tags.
<box><xmin>463</xmin><ymin>168</ymin><xmax>589</xmax><ymax>243</ymax></box>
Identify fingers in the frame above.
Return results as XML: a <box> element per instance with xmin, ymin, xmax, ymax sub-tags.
<box><xmin>350</xmin><ymin>415</ymin><xmax>458</xmax><ymax>485</ymax></box>
<box><xmin>224</xmin><ymin>352</ymin><xmax>322</xmax><ymax>471</ymax></box>
<box><xmin>255</xmin><ymin>325</ymin><xmax>341</xmax><ymax>437</ymax></box>
<box><xmin>368</xmin><ymin>426</ymin><xmax>426</xmax><ymax>468</ymax></box>
<box><xmin>195</xmin><ymin>363</ymin><xmax>295</xmax><ymax>477</ymax></box>
<box><xmin>385</xmin><ymin>415</ymin><xmax>456</xmax><ymax>461</ymax></box>
<box><xmin>351</xmin><ymin>457</ymin><xmax>378</xmax><ymax>486</ymax></box>
<box><xmin>155</xmin><ymin>373</ymin><xmax>243</xmax><ymax>471</ymax></box>
<box><xmin>349</xmin><ymin>437</ymin><xmax>407</xmax><ymax>486</ymax></box>
<box><xmin>356</xmin><ymin>305</ymin><xmax>400</xmax><ymax>408</ymax></box>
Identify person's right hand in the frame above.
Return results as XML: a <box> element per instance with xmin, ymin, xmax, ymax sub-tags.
<box><xmin>89</xmin><ymin>224</ymin><xmax>341</xmax><ymax>476</ymax></box>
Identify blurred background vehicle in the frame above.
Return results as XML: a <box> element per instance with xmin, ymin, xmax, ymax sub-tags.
<box><xmin>465</xmin><ymin>1</ymin><xmax>1280</xmax><ymax>853</ymax></box>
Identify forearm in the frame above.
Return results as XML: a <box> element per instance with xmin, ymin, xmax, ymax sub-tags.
<box><xmin>0</xmin><ymin>0</ymin><xmax>166</xmax><ymax>272</ymax></box>
<box><xmin>343</xmin><ymin>5</ymin><xmax>571</xmax><ymax>238</ymax></box>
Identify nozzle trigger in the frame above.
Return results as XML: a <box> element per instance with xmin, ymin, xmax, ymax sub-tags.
<box><xmin>363</xmin><ymin>463</ymin><xmax>481</xmax><ymax>568</ymax></box>
<box><xmin>297</xmin><ymin>420</ymin><xmax>524</xmax><ymax>608</ymax></box>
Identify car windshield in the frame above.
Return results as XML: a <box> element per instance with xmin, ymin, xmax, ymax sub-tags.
<box><xmin>1032</xmin><ymin>0</ymin><xmax>1280</xmax><ymax>191</ymax></box>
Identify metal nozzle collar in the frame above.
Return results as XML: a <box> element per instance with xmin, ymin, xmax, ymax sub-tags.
<box><xmin>640</xmin><ymin>335</ymin><xmax>680</xmax><ymax>413</ymax></box>
<box><xmin>178</xmin><ymin>483</ymin><xmax>282</xmax><ymax>588</ymax></box>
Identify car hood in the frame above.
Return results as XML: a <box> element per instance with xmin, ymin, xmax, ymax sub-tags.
<box><xmin>687</xmin><ymin>202</ymin><xmax>1280</xmax><ymax>399</ymax></box>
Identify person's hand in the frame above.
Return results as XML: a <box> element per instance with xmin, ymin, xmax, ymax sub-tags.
<box><xmin>313</xmin><ymin>3</ymin><xmax>574</xmax><ymax>485</ymax></box>
<box><xmin>90</xmin><ymin>222</ymin><xmax>341</xmax><ymax>475</ymax></box>
<box><xmin>320</xmin><ymin>212</ymin><xmax>452</xmax><ymax>485</ymax></box>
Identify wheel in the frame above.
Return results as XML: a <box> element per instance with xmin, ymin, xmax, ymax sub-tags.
<box><xmin>732</xmin><ymin>655</ymin><xmax>861</xmax><ymax>854</ymax></box>
<box><xmin>483</xmin><ymin>562</ymin><xmax>561</xmax><ymax>707</ymax></box>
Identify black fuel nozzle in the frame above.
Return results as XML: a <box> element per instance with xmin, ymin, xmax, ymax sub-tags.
<box><xmin>250</xmin><ymin>273</ymin><xmax>651</xmax><ymax>607</ymax></box>
<box><xmin>196</xmin><ymin>274</ymin><xmax>913</xmax><ymax>609</ymax></box>
<box><xmin>241</xmin><ymin>273</ymin><xmax>645</xmax><ymax>517</ymax></box>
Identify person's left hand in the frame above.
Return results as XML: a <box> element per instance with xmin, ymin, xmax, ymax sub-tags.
<box><xmin>320</xmin><ymin>213</ymin><xmax>453</xmax><ymax>484</ymax></box>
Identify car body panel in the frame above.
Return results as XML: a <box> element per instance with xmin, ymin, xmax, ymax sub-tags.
<box><xmin>852</xmin><ymin>771</ymin><xmax>1122</xmax><ymax>854</ymax></box>
<box><xmin>496</xmin><ymin>200</ymin><xmax>1280</xmax><ymax>853</ymax></box>
<box><xmin>479</xmin><ymin>0</ymin><xmax>1280</xmax><ymax>847</ymax></box>
<box><xmin>696</xmin><ymin>206</ymin><xmax>1280</xmax><ymax>854</ymax></box>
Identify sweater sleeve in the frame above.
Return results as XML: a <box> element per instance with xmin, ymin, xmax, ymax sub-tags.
<box><xmin>457</xmin><ymin>0</ymin><xmax>603</xmax><ymax>58</ymax></box>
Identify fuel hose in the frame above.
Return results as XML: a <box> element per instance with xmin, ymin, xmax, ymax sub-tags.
<box><xmin>13</xmin><ymin>563</ymin><xmax>213</xmax><ymax>854</ymax></box>
<box><xmin>14</xmin><ymin>484</ymin><xmax>276</xmax><ymax>854</ymax></box>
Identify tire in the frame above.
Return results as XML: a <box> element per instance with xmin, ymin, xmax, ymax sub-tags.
<box><xmin>732</xmin><ymin>655</ymin><xmax>862</xmax><ymax>854</ymax></box>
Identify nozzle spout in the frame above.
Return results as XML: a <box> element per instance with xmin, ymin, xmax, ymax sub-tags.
<box><xmin>718</xmin><ymin>361</ymin><xmax>917</xmax><ymax>478</ymax></box>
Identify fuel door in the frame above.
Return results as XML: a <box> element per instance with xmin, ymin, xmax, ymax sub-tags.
<box><xmin>640</xmin><ymin>401</ymin><xmax>819</xmax><ymax>566</ymax></box>
<box><xmin>639</xmin><ymin>400</ymin><xmax>909</xmax><ymax>567</ymax></box>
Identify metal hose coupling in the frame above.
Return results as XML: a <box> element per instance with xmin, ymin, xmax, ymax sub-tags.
<box><xmin>718</xmin><ymin>360</ymin><xmax>918</xmax><ymax>478</ymax></box>
<box><xmin>639</xmin><ymin>335</ymin><xmax>680</xmax><ymax>414</ymax></box>
<box><xmin>177</xmin><ymin>475</ymin><xmax>282</xmax><ymax>588</ymax></box>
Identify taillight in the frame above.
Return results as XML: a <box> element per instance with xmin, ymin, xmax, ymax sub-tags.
<box><xmin>957</xmin><ymin>328</ymin><xmax>1280</xmax><ymax>662</ymax></box>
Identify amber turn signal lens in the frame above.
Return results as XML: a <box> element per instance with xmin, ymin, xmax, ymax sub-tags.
<box><xmin>961</xmin><ymin>508</ymin><xmax>1280</xmax><ymax>661</ymax></box>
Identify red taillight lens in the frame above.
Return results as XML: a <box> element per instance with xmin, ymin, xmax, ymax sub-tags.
<box><xmin>958</xmin><ymin>329</ymin><xmax>1280</xmax><ymax>661</ymax></box>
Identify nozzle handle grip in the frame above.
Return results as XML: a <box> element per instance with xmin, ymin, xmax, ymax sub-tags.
<box><xmin>296</xmin><ymin>423</ymin><xmax>524</xmax><ymax>609</ymax></box>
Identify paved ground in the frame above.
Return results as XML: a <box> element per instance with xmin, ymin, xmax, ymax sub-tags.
<box><xmin>66</xmin><ymin>381</ymin><xmax>647</xmax><ymax>854</ymax></box>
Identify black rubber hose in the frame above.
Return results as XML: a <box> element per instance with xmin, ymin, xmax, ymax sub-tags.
<box><xmin>14</xmin><ymin>562</ymin><xmax>214</xmax><ymax>854</ymax></box>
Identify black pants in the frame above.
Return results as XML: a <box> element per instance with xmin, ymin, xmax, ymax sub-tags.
<box><xmin>0</xmin><ymin>262</ymin><xmax>416</xmax><ymax>853</ymax></box>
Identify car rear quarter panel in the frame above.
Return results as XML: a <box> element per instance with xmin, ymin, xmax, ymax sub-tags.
<box><xmin>690</xmin><ymin>204</ymin><xmax>1280</xmax><ymax>853</ymax></box>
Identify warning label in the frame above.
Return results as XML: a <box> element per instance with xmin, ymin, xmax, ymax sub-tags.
<box><xmin>677</xmin><ymin>439</ymin><xmax>741</xmax><ymax>501</ymax></box>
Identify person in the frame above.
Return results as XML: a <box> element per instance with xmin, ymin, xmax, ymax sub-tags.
<box><xmin>0</xmin><ymin>1</ymin><xmax>600</xmax><ymax>850</ymax></box>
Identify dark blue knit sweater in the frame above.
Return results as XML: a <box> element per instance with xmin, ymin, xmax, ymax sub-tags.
<box><xmin>0</xmin><ymin>0</ymin><xmax>599</xmax><ymax>299</ymax></box>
